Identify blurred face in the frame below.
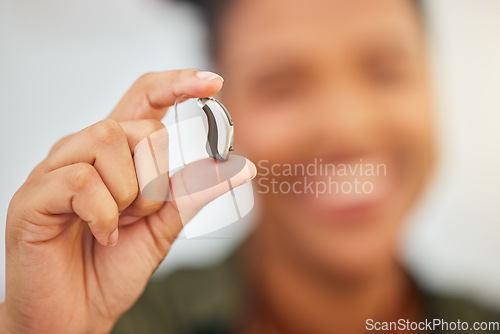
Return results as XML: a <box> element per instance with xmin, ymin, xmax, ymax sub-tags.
<box><xmin>218</xmin><ymin>0</ymin><xmax>435</xmax><ymax>276</ymax></box>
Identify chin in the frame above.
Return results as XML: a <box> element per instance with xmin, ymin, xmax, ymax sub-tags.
<box><xmin>318</xmin><ymin>231</ymin><xmax>399</xmax><ymax>279</ymax></box>
<box><xmin>259</xmin><ymin>161</ymin><xmax>429</xmax><ymax>279</ymax></box>
<box><xmin>272</xmin><ymin>195</ymin><xmax>410</xmax><ymax>279</ymax></box>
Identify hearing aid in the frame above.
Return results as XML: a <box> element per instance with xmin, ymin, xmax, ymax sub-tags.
<box><xmin>197</xmin><ymin>97</ymin><xmax>234</xmax><ymax>161</ymax></box>
<box><xmin>172</xmin><ymin>95</ymin><xmax>241</xmax><ymax>222</ymax></box>
<box><xmin>135</xmin><ymin>95</ymin><xmax>251</xmax><ymax>230</ymax></box>
<box><xmin>174</xmin><ymin>95</ymin><xmax>234</xmax><ymax>164</ymax></box>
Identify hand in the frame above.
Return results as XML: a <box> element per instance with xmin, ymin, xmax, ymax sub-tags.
<box><xmin>0</xmin><ymin>69</ymin><xmax>256</xmax><ymax>333</ymax></box>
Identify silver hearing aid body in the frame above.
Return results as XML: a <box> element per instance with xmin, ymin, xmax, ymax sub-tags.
<box><xmin>197</xmin><ymin>97</ymin><xmax>234</xmax><ymax>161</ymax></box>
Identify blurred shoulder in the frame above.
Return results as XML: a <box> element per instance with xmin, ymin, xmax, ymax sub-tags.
<box><xmin>423</xmin><ymin>291</ymin><xmax>500</xmax><ymax>332</ymax></box>
<box><xmin>111</xmin><ymin>251</ymin><xmax>245</xmax><ymax>334</ymax></box>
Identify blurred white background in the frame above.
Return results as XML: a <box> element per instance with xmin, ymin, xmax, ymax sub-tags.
<box><xmin>0</xmin><ymin>0</ymin><xmax>499</xmax><ymax>307</ymax></box>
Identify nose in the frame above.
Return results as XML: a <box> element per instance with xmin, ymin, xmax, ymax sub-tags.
<box><xmin>306</xmin><ymin>84</ymin><xmax>385</xmax><ymax>155</ymax></box>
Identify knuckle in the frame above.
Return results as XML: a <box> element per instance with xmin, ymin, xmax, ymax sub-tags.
<box><xmin>140</xmin><ymin>69</ymin><xmax>195</xmax><ymax>84</ymax></box>
<box><xmin>91</xmin><ymin>119</ymin><xmax>125</xmax><ymax>145</ymax></box>
<box><xmin>49</xmin><ymin>134</ymin><xmax>74</xmax><ymax>154</ymax></box>
<box><xmin>69</xmin><ymin>163</ymin><xmax>97</xmax><ymax>191</ymax></box>
<box><xmin>176</xmin><ymin>68</ymin><xmax>198</xmax><ymax>82</ymax></box>
<box><xmin>182</xmin><ymin>68</ymin><xmax>198</xmax><ymax>76</ymax></box>
<box><xmin>140</xmin><ymin>199</ymin><xmax>163</xmax><ymax>214</ymax></box>
<box><xmin>136</xmin><ymin>72</ymin><xmax>156</xmax><ymax>85</ymax></box>
<box><xmin>118</xmin><ymin>187</ymin><xmax>139</xmax><ymax>211</ymax></box>
<box><xmin>142</xmin><ymin>119</ymin><xmax>166</xmax><ymax>134</ymax></box>
<box><xmin>7</xmin><ymin>187</ymin><xmax>26</xmax><ymax>219</ymax></box>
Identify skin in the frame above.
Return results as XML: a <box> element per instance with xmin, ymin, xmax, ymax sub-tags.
<box><xmin>216</xmin><ymin>0</ymin><xmax>435</xmax><ymax>332</ymax></box>
<box><xmin>0</xmin><ymin>70</ymin><xmax>256</xmax><ymax>333</ymax></box>
<box><xmin>0</xmin><ymin>0</ymin><xmax>435</xmax><ymax>333</ymax></box>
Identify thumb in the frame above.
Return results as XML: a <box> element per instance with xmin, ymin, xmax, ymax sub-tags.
<box><xmin>169</xmin><ymin>155</ymin><xmax>256</xmax><ymax>224</ymax></box>
<box><xmin>141</xmin><ymin>155</ymin><xmax>256</xmax><ymax>243</ymax></box>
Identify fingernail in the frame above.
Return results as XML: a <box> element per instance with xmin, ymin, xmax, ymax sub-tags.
<box><xmin>196</xmin><ymin>71</ymin><xmax>224</xmax><ymax>82</ymax></box>
<box><xmin>247</xmin><ymin>160</ymin><xmax>257</xmax><ymax>181</ymax></box>
<box><xmin>108</xmin><ymin>228</ymin><xmax>119</xmax><ymax>246</ymax></box>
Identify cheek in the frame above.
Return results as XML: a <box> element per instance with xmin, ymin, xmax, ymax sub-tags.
<box><xmin>384</xmin><ymin>86</ymin><xmax>434</xmax><ymax>153</ymax></box>
<box><xmin>384</xmin><ymin>89</ymin><xmax>436</xmax><ymax>192</ymax></box>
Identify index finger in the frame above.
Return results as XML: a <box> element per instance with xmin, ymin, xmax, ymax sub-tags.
<box><xmin>108</xmin><ymin>69</ymin><xmax>224</xmax><ymax>122</ymax></box>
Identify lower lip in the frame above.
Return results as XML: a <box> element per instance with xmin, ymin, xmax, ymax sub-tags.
<box><xmin>307</xmin><ymin>193</ymin><xmax>390</xmax><ymax>223</ymax></box>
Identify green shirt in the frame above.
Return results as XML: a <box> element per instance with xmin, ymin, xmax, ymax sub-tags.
<box><xmin>112</xmin><ymin>250</ymin><xmax>500</xmax><ymax>334</ymax></box>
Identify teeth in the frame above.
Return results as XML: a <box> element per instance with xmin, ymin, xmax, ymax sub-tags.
<box><xmin>303</xmin><ymin>156</ymin><xmax>393</xmax><ymax>211</ymax></box>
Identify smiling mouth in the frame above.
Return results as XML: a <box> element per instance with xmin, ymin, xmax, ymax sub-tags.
<box><xmin>287</xmin><ymin>155</ymin><xmax>399</xmax><ymax>221</ymax></box>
